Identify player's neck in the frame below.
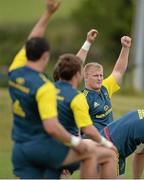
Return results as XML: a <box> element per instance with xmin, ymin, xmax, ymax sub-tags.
<box><xmin>85</xmin><ymin>85</ymin><xmax>100</xmax><ymax>92</ymax></box>
<box><xmin>26</xmin><ymin>61</ymin><xmax>45</xmax><ymax>72</ymax></box>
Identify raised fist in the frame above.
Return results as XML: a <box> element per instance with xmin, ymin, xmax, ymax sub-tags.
<box><xmin>121</xmin><ymin>36</ymin><xmax>132</xmax><ymax>48</ymax></box>
<box><xmin>87</xmin><ymin>29</ymin><xmax>98</xmax><ymax>44</ymax></box>
<box><xmin>45</xmin><ymin>0</ymin><xmax>60</xmax><ymax>14</ymax></box>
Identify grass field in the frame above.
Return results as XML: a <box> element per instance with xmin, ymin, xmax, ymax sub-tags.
<box><xmin>0</xmin><ymin>88</ymin><xmax>144</xmax><ymax>178</ymax></box>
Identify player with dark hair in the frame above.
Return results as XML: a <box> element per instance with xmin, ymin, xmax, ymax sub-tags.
<box><xmin>8</xmin><ymin>0</ymin><xmax>102</xmax><ymax>179</ymax></box>
<box><xmin>54</xmin><ymin>53</ymin><xmax>118</xmax><ymax>179</ymax></box>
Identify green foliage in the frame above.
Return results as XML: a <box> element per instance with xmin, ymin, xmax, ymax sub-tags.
<box><xmin>0</xmin><ymin>0</ymin><xmax>83</xmax><ymax>87</ymax></box>
<box><xmin>0</xmin><ymin>25</ymin><xmax>31</xmax><ymax>87</ymax></box>
<box><xmin>0</xmin><ymin>25</ymin><xmax>30</xmax><ymax>66</ymax></box>
<box><xmin>0</xmin><ymin>0</ymin><xmax>135</xmax><ymax>88</ymax></box>
<box><xmin>72</xmin><ymin>0</ymin><xmax>135</xmax><ymax>61</ymax></box>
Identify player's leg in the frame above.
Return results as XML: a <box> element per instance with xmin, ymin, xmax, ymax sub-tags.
<box><xmin>95</xmin><ymin>145</ymin><xmax>117</xmax><ymax>179</ymax></box>
<box><xmin>100</xmin><ymin>126</ymin><xmax>126</xmax><ymax>178</ymax></box>
<box><xmin>62</xmin><ymin>139</ymin><xmax>98</xmax><ymax>179</ymax></box>
<box><xmin>44</xmin><ymin>168</ymin><xmax>62</xmax><ymax>179</ymax></box>
<box><xmin>133</xmin><ymin>144</ymin><xmax>144</xmax><ymax>179</ymax></box>
<box><xmin>12</xmin><ymin>143</ymin><xmax>44</xmax><ymax>179</ymax></box>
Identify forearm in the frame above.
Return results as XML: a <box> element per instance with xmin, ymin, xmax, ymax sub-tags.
<box><xmin>43</xmin><ymin>118</ymin><xmax>81</xmax><ymax>146</ymax></box>
<box><xmin>50</xmin><ymin>121</ymin><xmax>71</xmax><ymax>144</ymax></box>
<box><xmin>76</xmin><ymin>29</ymin><xmax>98</xmax><ymax>63</ymax></box>
<box><xmin>28</xmin><ymin>11</ymin><xmax>51</xmax><ymax>39</ymax></box>
<box><xmin>82</xmin><ymin>125</ymin><xmax>101</xmax><ymax>142</ymax></box>
<box><xmin>112</xmin><ymin>36</ymin><xmax>132</xmax><ymax>83</ymax></box>
<box><xmin>112</xmin><ymin>47</ymin><xmax>130</xmax><ymax>83</ymax></box>
<box><xmin>76</xmin><ymin>41</ymin><xmax>91</xmax><ymax>63</ymax></box>
<box><xmin>113</xmin><ymin>47</ymin><xmax>130</xmax><ymax>74</ymax></box>
<box><xmin>82</xmin><ymin>125</ymin><xmax>114</xmax><ymax>149</ymax></box>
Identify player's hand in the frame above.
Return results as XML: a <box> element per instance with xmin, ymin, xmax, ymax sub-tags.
<box><xmin>45</xmin><ymin>0</ymin><xmax>61</xmax><ymax>14</ymax></box>
<box><xmin>61</xmin><ymin>169</ymin><xmax>71</xmax><ymax>178</ymax></box>
<box><xmin>121</xmin><ymin>36</ymin><xmax>132</xmax><ymax>48</ymax></box>
<box><xmin>73</xmin><ymin>139</ymin><xmax>96</xmax><ymax>154</ymax></box>
<box><xmin>87</xmin><ymin>29</ymin><xmax>98</xmax><ymax>44</ymax></box>
<box><xmin>72</xmin><ymin>140</ymin><xmax>88</xmax><ymax>154</ymax></box>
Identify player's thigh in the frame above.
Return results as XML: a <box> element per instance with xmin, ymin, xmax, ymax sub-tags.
<box><xmin>12</xmin><ymin>143</ymin><xmax>44</xmax><ymax>179</ymax></box>
<box><xmin>95</xmin><ymin>145</ymin><xmax>117</xmax><ymax>163</ymax></box>
<box><xmin>135</xmin><ymin>144</ymin><xmax>144</xmax><ymax>154</ymax></box>
<box><xmin>22</xmin><ymin>138</ymin><xmax>70</xmax><ymax>169</ymax></box>
<box><xmin>44</xmin><ymin>168</ymin><xmax>62</xmax><ymax>179</ymax></box>
<box><xmin>63</xmin><ymin>139</ymin><xmax>97</xmax><ymax>166</ymax></box>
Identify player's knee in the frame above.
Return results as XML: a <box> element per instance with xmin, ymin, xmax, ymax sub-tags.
<box><xmin>82</xmin><ymin>139</ymin><xmax>97</xmax><ymax>154</ymax></box>
<box><xmin>104</xmin><ymin>148</ymin><xmax>117</xmax><ymax>162</ymax></box>
<box><xmin>109</xmin><ymin>149</ymin><xmax>117</xmax><ymax>163</ymax></box>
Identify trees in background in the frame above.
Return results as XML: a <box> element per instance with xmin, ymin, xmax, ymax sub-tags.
<box><xmin>72</xmin><ymin>0</ymin><xmax>134</xmax><ymax>63</ymax></box>
<box><xmin>0</xmin><ymin>0</ymin><xmax>135</xmax><ymax>87</ymax></box>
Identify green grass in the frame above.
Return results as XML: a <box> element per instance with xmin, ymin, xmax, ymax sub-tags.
<box><xmin>0</xmin><ymin>88</ymin><xmax>144</xmax><ymax>178</ymax></box>
<box><xmin>0</xmin><ymin>89</ymin><xmax>13</xmax><ymax>178</ymax></box>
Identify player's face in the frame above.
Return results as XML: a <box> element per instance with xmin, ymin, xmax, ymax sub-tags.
<box><xmin>85</xmin><ymin>67</ymin><xmax>103</xmax><ymax>91</ymax></box>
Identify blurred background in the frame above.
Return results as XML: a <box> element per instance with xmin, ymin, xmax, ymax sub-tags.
<box><xmin>0</xmin><ymin>0</ymin><xmax>144</xmax><ymax>178</ymax></box>
<box><xmin>0</xmin><ymin>0</ymin><xmax>137</xmax><ymax>89</ymax></box>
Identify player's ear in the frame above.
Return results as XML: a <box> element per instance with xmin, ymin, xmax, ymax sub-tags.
<box><xmin>42</xmin><ymin>51</ymin><xmax>49</xmax><ymax>61</ymax></box>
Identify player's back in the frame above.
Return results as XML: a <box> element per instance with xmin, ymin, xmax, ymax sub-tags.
<box><xmin>55</xmin><ymin>81</ymin><xmax>79</xmax><ymax>136</ymax></box>
<box><xmin>8</xmin><ymin>66</ymin><xmax>50</xmax><ymax>142</ymax></box>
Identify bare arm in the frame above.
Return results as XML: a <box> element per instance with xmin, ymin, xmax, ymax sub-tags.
<box><xmin>43</xmin><ymin>117</ymin><xmax>71</xmax><ymax>143</ymax></box>
<box><xmin>112</xmin><ymin>36</ymin><xmax>132</xmax><ymax>84</ymax></box>
<box><xmin>28</xmin><ymin>0</ymin><xmax>60</xmax><ymax>39</ymax></box>
<box><xmin>82</xmin><ymin>125</ymin><xmax>117</xmax><ymax>151</ymax></box>
<box><xmin>76</xmin><ymin>29</ymin><xmax>98</xmax><ymax>63</ymax></box>
<box><xmin>82</xmin><ymin>125</ymin><xmax>101</xmax><ymax>142</ymax></box>
<box><xmin>42</xmin><ymin>117</ymin><xmax>90</xmax><ymax>153</ymax></box>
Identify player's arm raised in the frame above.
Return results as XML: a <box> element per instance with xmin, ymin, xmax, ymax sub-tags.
<box><xmin>28</xmin><ymin>0</ymin><xmax>61</xmax><ymax>39</ymax></box>
<box><xmin>9</xmin><ymin>0</ymin><xmax>61</xmax><ymax>72</ymax></box>
<box><xmin>76</xmin><ymin>29</ymin><xmax>98</xmax><ymax>63</ymax></box>
<box><xmin>112</xmin><ymin>36</ymin><xmax>132</xmax><ymax>84</ymax></box>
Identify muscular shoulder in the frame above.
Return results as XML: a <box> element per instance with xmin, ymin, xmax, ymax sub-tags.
<box><xmin>55</xmin><ymin>81</ymin><xmax>79</xmax><ymax>102</ymax></box>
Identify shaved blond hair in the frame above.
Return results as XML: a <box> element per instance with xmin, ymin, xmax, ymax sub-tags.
<box><xmin>84</xmin><ymin>62</ymin><xmax>103</xmax><ymax>79</ymax></box>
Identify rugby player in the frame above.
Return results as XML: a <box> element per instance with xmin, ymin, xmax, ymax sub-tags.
<box><xmin>8</xmin><ymin>0</ymin><xmax>101</xmax><ymax>178</ymax></box>
<box><xmin>100</xmin><ymin>110</ymin><xmax>144</xmax><ymax>176</ymax></box>
<box><xmin>54</xmin><ymin>54</ymin><xmax>118</xmax><ymax>179</ymax></box>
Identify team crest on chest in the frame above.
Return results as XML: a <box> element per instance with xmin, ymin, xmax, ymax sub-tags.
<box><xmin>94</xmin><ymin>102</ymin><xmax>99</xmax><ymax>108</ymax></box>
<box><xmin>104</xmin><ymin>92</ymin><xmax>109</xmax><ymax>99</ymax></box>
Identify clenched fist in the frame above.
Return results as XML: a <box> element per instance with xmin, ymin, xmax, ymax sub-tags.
<box><xmin>87</xmin><ymin>29</ymin><xmax>98</xmax><ymax>44</ymax></box>
<box><xmin>45</xmin><ymin>0</ymin><xmax>61</xmax><ymax>14</ymax></box>
<box><xmin>121</xmin><ymin>36</ymin><xmax>132</xmax><ymax>48</ymax></box>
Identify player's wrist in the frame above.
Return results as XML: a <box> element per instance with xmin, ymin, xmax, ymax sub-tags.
<box><xmin>82</xmin><ymin>41</ymin><xmax>91</xmax><ymax>51</ymax></box>
<box><xmin>100</xmin><ymin>136</ymin><xmax>113</xmax><ymax>148</ymax></box>
<box><xmin>70</xmin><ymin>135</ymin><xmax>81</xmax><ymax>147</ymax></box>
